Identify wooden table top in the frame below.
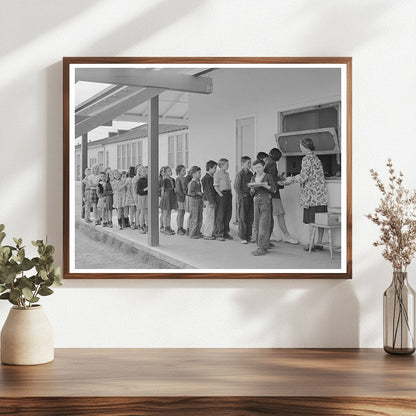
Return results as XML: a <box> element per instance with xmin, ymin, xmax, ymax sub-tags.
<box><xmin>1</xmin><ymin>348</ymin><xmax>415</xmax><ymax>398</ymax></box>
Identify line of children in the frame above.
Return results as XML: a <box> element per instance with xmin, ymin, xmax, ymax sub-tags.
<box><xmin>81</xmin><ymin>149</ymin><xmax>295</xmax><ymax>256</ymax></box>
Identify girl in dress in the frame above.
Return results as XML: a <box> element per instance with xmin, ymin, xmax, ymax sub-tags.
<box><xmin>96</xmin><ymin>171</ymin><xmax>107</xmax><ymax>226</ymax></box>
<box><xmin>86</xmin><ymin>164</ymin><xmax>100</xmax><ymax>225</ymax></box>
<box><xmin>160</xmin><ymin>166</ymin><xmax>177</xmax><ymax>235</ymax></box>
<box><xmin>82</xmin><ymin>167</ymin><xmax>91</xmax><ymax>221</ymax></box>
<box><xmin>183</xmin><ymin>167</ymin><xmax>194</xmax><ymax>235</ymax></box>
<box><xmin>136</xmin><ymin>166</ymin><xmax>149</xmax><ymax>234</ymax></box>
<box><xmin>112</xmin><ymin>169</ymin><xmax>127</xmax><ymax>230</ymax></box>
<box><xmin>124</xmin><ymin>166</ymin><xmax>137</xmax><ymax>229</ymax></box>
<box><xmin>175</xmin><ymin>165</ymin><xmax>187</xmax><ymax>235</ymax></box>
<box><xmin>104</xmin><ymin>170</ymin><xmax>114</xmax><ymax>228</ymax></box>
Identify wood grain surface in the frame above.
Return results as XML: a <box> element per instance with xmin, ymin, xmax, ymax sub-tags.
<box><xmin>1</xmin><ymin>348</ymin><xmax>415</xmax><ymax>415</ymax></box>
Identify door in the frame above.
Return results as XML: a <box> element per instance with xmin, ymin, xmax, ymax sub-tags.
<box><xmin>235</xmin><ymin>116</ymin><xmax>256</xmax><ymax>222</ymax></box>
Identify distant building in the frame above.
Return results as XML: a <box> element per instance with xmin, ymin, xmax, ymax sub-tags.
<box><xmin>74</xmin><ymin>124</ymin><xmax>188</xmax><ymax>180</ymax></box>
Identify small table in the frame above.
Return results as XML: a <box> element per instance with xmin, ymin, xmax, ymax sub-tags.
<box><xmin>309</xmin><ymin>222</ymin><xmax>341</xmax><ymax>258</ymax></box>
<box><xmin>1</xmin><ymin>349</ymin><xmax>416</xmax><ymax>415</ymax></box>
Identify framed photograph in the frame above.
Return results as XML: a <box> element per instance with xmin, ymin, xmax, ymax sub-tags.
<box><xmin>63</xmin><ymin>57</ymin><xmax>352</xmax><ymax>279</ymax></box>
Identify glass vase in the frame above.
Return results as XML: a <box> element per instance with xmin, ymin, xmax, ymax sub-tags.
<box><xmin>383</xmin><ymin>271</ymin><xmax>415</xmax><ymax>355</ymax></box>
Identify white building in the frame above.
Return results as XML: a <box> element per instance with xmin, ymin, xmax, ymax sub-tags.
<box><xmin>74</xmin><ymin>124</ymin><xmax>188</xmax><ymax>180</ymax></box>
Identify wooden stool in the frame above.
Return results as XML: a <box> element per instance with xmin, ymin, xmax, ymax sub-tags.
<box><xmin>309</xmin><ymin>223</ymin><xmax>341</xmax><ymax>259</ymax></box>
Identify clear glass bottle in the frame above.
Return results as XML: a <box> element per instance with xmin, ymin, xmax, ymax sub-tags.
<box><xmin>384</xmin><ymin>271</ymin><xmax>415</xmax><ymax>355</ymax></box>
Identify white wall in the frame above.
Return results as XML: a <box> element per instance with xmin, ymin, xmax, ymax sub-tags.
<box><xmin>1</xmin><ymin>0</ymin><xmax>416</xmax><ymax>348</ymax></box>
<box><xmin>189</xmin><ymin>68</ymin><xmax>340</xmax><ymax>175</ymax></box>
<box><xmin>188</xmin><ymin>68</ymin><xmax>341</xmax><ymax>243</ymax></box>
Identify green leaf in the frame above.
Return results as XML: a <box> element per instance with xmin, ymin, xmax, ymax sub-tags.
<box><xmin>39</xmin><ymin>269</ymin><xmax>48</xmax><ymax>281</ymax></box>
<box><xmin>17</xmin><ymin>276</ymin><xmax>35</xmax><ymax>291</ymax></box>
<box><xmin>0</xmin><ymin>285</ymin><xmax>6</xmax><ymax>294</ymax></box>
<box><xmin>0</xmin><ymin>232</ymin><xmax>6</xmax><ymax>244</ymax></box>
<box><xmin>9</xmin><ymin>288</ymin><xmax>21</xmax><ymax>301</ymax></box>
<box><xmin>2</xmin><ymin>272</ymin><xmax>16</xmax><ymax>285</ymax></box>
<box><xmin>13</xmin><ymin>237</ymin><xmax>22</xmax><ymax>248</ymax></box>
<box><xmin>45</xmin><ymin>245</ymin><xmax>55</xmax><ymax>256</ymax></box>
<box><xmin>0</xmin><ymin>292</ymin><xmax>9</xmax><ymax>299</ymax></box>
<box><xmin>52</xmin><ymin>267</ymin><xmax>63</xmax><ymax>285</ymax></box>
<box><xmin>22</xmin><ymin>287</ymin><xmax>34</xmax><ymax>301</ymax></box>
<box><xmin>8</xmin><ymin>297</ymin><xmax>18</xmax><ymax>306</ymax></box>
<box><xmin>17</xmin><ymin>248</ymin><xmax>25</xmax><ymax>263</ymax></box>
<box><xmin>38</xmin><ymin>287</ymin><xmax>53</xmax><ymax>296</ymax></box>
<box><xmin>0</xmin><ymin>224</ymin><xmax>4</xmax><ymax>232</ymax></box>
<box><xmin>20</xmin><ymin>258</ymin><xmax>33</xmax><ymax>271</ymax></box>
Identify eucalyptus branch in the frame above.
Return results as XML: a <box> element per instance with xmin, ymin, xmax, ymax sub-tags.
<box><xmin>0</xmin><ymin>225</ymin><xmax>62</xmax><ymax>309</ymax></box>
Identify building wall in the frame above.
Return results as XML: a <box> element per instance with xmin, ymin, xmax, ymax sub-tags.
<box><xmin>188</xmin><ymin>68</ymin><xmax>341</xmax><ymax>243</ymax></box>
<box><xmin>74</xmin><ymin>131</ymin><xmax>188</xmax><ymax>180</ymax></box>
<box><xmin>1</xmin><ymin>0</ymin><xmax>415</xmax><ymax>348</ymax></box>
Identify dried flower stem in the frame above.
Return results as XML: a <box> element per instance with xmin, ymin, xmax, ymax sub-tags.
<box><xmin>366</xmin><ymin>159</ymin><xmax>416</xmax><ymax>272</ymax></box>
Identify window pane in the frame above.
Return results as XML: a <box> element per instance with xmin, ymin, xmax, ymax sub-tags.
<box><xmin>122</xmin><ymin>144</ymin><xmax>126</xmax><ymax>170</ymax></box>
<box><xmin>127</xmin><ymin>143</ymin><xmax>132</xmax><ymax>168</ymax></box>
<box><xmin>185</xmin><ymin>134</ymin><xmax>189</xmax><ymax>167</ymax></box>
<box><xmin>138</xmin><ymin>141</ymin><xmax>143</xmax><ymax>165</ymax></box>
<box><xmin>168</xmin><ymin>136</ymin><xmax>175</xmax><ymax>167</ymax></box>
<box><xmin>132</xmin><ymin>142</ymin><xmax>137</xmax><ymax>166</ymax></box>
<box><xmin>117</xmin><ymin>145</ymin><xmax>121</xmax><ymax>170</ymax></box>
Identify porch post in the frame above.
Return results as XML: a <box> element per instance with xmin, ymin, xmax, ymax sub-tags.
<box><xmin>81</xmin><ymin>133</ymin><xmax>88</xmax><ymax>219</ymax></box>
<box><xmin>148</xmin><ymin>96</ymin><xmax>159</xmax><ymax>246</ymax></box>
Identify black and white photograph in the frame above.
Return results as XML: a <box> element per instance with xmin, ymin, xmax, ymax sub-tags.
<box><xmin>64</xmin><ymin>58</ymin><xmax>351</xmax><ymax>278</ymax></box>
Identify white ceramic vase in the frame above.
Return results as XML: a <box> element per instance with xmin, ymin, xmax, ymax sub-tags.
<box><xmin>1</xmin><ymin>305</ymin><xmax>54</xmax><ymax>365</ymax></box>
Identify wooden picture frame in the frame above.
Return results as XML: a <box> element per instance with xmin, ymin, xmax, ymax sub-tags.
<box><xmin>63</xmin><ymin>57</ymin><xmax>352</xmax><ymax>279</ymax></box>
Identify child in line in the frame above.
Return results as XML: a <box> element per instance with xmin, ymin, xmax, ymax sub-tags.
<box><xmin>104</xmin><ymin>170</ymin><xmax>114</xmax><ymax>227</ymax></box>
<box><xmin>187</xmin><ymin>166</ymin><xmax>204</xmax><ymax>239</ymax></box>
<box><xmin>201</xmin><ymin>160</ymin><xmax>217</xmax><ymax>240</ymax></box>
<box><xmin>112</xmin><ymin>169</ymin><xmax>127</xmax><ymax>230</ymax></box>
<box><xmin>234</xmin><ymin>156</ymin><xmax>254</xmax><ymax>244</ymax></box>
<box><xmin>124</xmin><ymin>166</ymin><xmax>136</xmax><ymax>229</ymax></box>
<box><xmin>183</xmin><ymin>167</ymin><xmax>194</xmax><ymax>235</ymax></box>
<box><xmin>85</xmin><ymin>164</ymin><xmax>100</xmax><ymax>224</ymax></box>
<box><xmin>250</xmin><ymin>159</ymin><xmax>276</xmax><ymax>256</ymax></box>
<box><xmin>159</xmin><ymin>167</ymin><xmax>164</xmax><ymax>231</ymax></box>
<box><xmin>264</xmin><ymin>148</ymin><xmax>299</xmax><ymax>245</ymax></box>
<box><xmin>136</xmin><ymin>166</ymin><xmax>149</xmax><ymax>234</ymax></box>
<box><xmin>96</xmin><ymin>171</ymin><xmax>107</xmax><ymax>226</ymax></box>
<box><xmin>160</xmin><ymin>166</ymin><xmax>177</xmax><ymax>235</ymax></box>
<box><xmin>213</xmin><ymin>158</ymin><xmax>232</xmax><ymax>241</ymax></box>
<box><xmin>82</xmin><ymin>167</ymin><xmax>91</xmax><ymax>220</ymax></box>
<box><xmin>175</xmin><ymin>165</ymin><xmax>187</xmax><ymax>235</ymax></box>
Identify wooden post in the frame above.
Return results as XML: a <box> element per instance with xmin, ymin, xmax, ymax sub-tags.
<box><xmin>148</xmin><ymin>96</ymin><xmax>159</xmax><ymax>247</ymax></box>
<box><xmin>81</xmin><ymin>133</ymin><xmax>88</xmax><ymax>219</ymax></box>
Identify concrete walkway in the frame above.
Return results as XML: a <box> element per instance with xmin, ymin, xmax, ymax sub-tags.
<box><xmin>74</xmin><ymin>182</ymin><xmax>341</xmax><ymax>271</ymax></box>
<box><xmin>75</xmin><ymin>216</ymin><xmax>341</xmax><ymax>271</ymax></box>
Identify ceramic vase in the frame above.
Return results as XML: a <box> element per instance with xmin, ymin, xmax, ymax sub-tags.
<box><xmin>1</xmin><ymin>305</ymin><xmax>54</xmax><ymax>365</ymax></box>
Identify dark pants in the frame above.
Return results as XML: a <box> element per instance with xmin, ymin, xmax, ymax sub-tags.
<box><xmin>238</xmin><ymin>196</ymin><xmax>253</xmax><ymax>241</ymax></box>
<box><xmin>253</xmin><ymin>194</ymin><xmax>272</xmax><ymax>250</ymax></box>
<box><xmin>214</xmin><ymin>191</ymin><xmax>232</xmax><ymax>237</ymax></box>
<box><xmin>189</xmin><ymin>198</ymin><xmax>203</xmax><ymax>237</ymax></box>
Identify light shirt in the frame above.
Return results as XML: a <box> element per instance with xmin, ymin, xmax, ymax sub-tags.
<box><xmin>213</xmin><ymin>169</ymin><xmax>231</xmax><ymax>191</ymax></box>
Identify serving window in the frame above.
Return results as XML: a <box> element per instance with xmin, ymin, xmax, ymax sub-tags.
<box><xmin>276</xmin><ymin>102</ymin><xmax>341</xmax><ymax>178</ymax></box>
